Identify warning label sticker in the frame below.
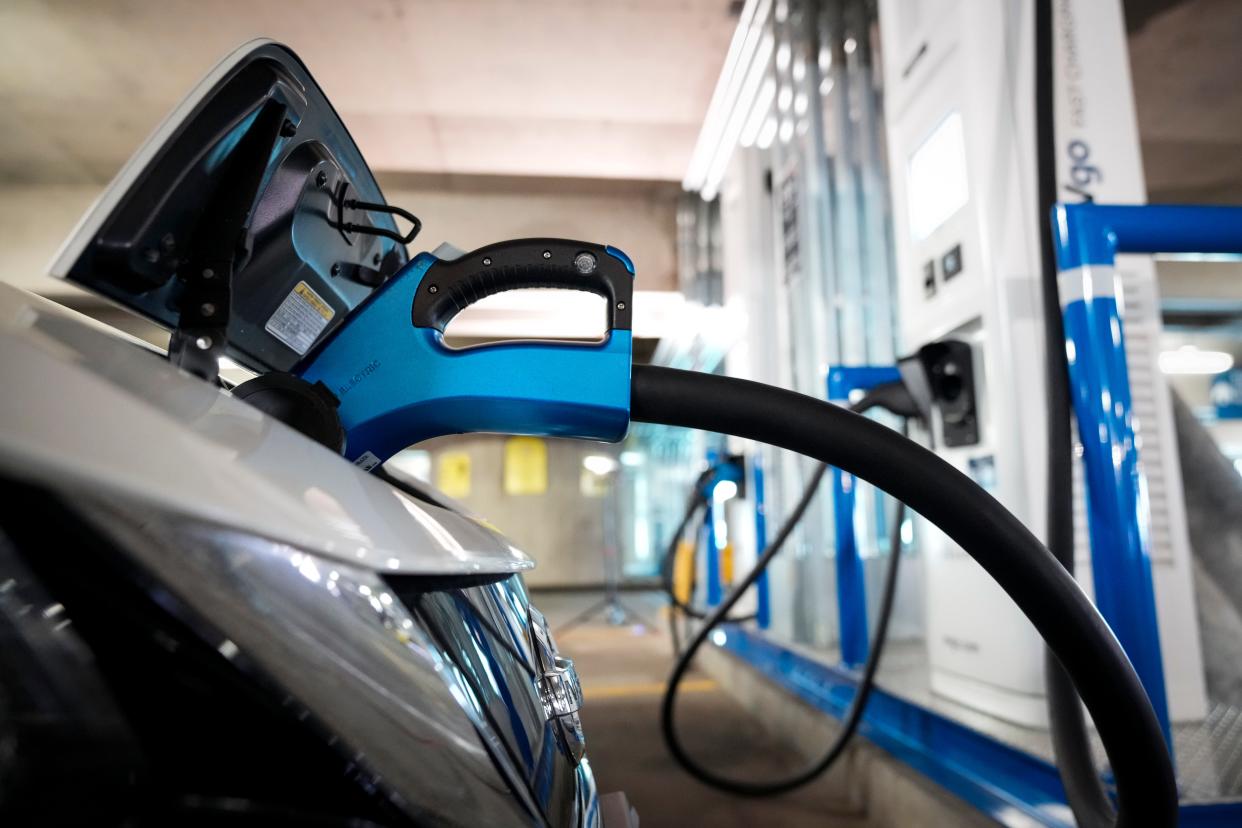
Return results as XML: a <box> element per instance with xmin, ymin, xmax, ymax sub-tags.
<box><xmin>352</xmin><ymin>451</ymin><xmax>382</xmax><ymax>472</ymax></box>
<box><xmin>265</xmin><ymin>281</ymin><xmax>334</xmax><ymax>355</ymax></box>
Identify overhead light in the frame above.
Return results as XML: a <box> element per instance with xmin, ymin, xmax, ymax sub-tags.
<box><xmin>778</xmin><ymin>117</ymin><xmax>794</xmax><ymax>143</ymax></box>
<box><xmin>739</xmin><ymin>78</ymin><xmax>776</xmax><ymax>147</ymax></box>
<box><xmin>756</xmin><ymin>116</ymin><xmax>778</xmax><ymax>149</ymax></box>
<box><xmin>700</xmin><ymin>32</ymin><xmax>775</xmax><ymax>201</ymax></box>
<box><xmin>777</xmin><ymin>84</ymin><xmax>793</xmax><ymax>112</ymax></box>
<box><xmin>682</xmin><ymin>0</ymin><xmax>769</xmax><ymax>192</ymax></box>
<box><xmin>619</xmin><ymin>451</ymin><xmax>645</xmax><ymax>467</ymax></box>
<box><xmin>713</xmin><ymin>479</ymin><xmax>739</xmax><ymax>501</ymax></box>
<box><xmin>582</xmin><ymin>454</ymin><xmax>618</xmax><ymax>476</ymax></box>
<box><xmin>1158</xmin><ymin>346</ymin><xmax>1234</xmax><ymax>375</ymax></box>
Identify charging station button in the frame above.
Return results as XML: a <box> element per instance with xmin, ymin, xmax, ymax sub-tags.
<box><xmin>942</xmin><ymin>244</ymin><xmax>963</xmax><ymax>280</ymax></box>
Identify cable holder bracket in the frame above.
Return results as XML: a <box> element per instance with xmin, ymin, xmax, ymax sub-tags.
<box><xmin>337</xmin><ymin>198</ymin><xmax>422</xmax><ymax>245</ymax></box>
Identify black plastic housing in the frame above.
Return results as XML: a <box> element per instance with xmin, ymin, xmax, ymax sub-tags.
<box><xmin>58</xmin><ymin>42</ymin><xmax>408</xmax><ymax>374</ymax></box>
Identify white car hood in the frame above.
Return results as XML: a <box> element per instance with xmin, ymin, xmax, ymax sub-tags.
<box><xmin>0</xmin><ymin>283</ymin><xmax>533</xmax><ymax>576</ymax></box>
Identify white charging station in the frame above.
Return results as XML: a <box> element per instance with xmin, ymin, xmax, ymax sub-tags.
<box><xmin>877</xmin><ymin>0</ymin><xmax>1207</xmax><ymax>726</ymax></box>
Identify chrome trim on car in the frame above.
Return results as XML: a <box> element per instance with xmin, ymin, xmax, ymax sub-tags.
<box><xmin>529</xmin><ymin>607</ymin><xmax>588</xmax><ymax>764</ymax></box>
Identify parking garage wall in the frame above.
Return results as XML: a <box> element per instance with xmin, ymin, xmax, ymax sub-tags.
<box><xmin>416</xmin><ymin>433</ymin><xmax>620</xmax><ymax>589</ymax></box>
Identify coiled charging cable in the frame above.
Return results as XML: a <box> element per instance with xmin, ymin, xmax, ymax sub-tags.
<box><xmin>654</xmin><ymin>380</ymin><xmax>915</xmax><ymax>794</ymax></box>
<box><xmin>630</xmin><ymin>364</ymin><xmax>1177</xmax><ymax>825</ymax></box>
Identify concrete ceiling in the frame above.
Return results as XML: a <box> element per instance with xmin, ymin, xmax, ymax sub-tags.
<box><xmin>0</xmin><ymin>0</ymin><xmax>738</xmax><ymax>185</ymax></box>
<box><xmin>2</xmin><ymin>2</ymin><xmax>1239</xmax><ymax>209</ymax></box>
<box><xmin>1127</xmin><ymin>0</ymin><xmax>1242</xmax><ymax>202</ymax></box>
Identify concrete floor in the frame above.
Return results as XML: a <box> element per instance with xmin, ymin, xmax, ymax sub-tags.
<box><xmin>536</xmin><ymin>590</ymin><xmax>868</xmax><ymax>828</ymax></box>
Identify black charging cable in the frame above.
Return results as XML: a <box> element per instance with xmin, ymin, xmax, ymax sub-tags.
<box><xmin>1033</xmin><ymin>1</ymin><xmax>1121</xmax><ymax>824</ymax></box>
<box><xmin>658</xmin><ymin>378</ymin><xmax>921</xmax><ymax>659</ymax></box>
<box><xmin>654</xmin><ymin>380</ymin><xmax>914</xmax><ymax>794</ymax></box>
<box><xmin>630</xmin><ymin>364</ymin><xmax>1177</xmax><ymax>825</ymax></box>
<box><xmin>659</xmin><ymin>476</ymin><xmax>710</xmax><ymax>654</ymax></box>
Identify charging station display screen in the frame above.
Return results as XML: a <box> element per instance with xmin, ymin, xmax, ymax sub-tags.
<box><xmin>907</xmin><ymin>111</ymin><xmax>969</xmax><ymax>241</ymax></box>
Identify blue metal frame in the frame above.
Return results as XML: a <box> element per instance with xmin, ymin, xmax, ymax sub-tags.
<box><xmin>826</xmin><ymin>365</ymin><xmax>902</xmax><ymax>666</ymax></box>
<box><xmin>703</xmin><ymin>499</ymin><xmax>722</xmax><ymax>606</ymax></box>
<box><xmin>751</xmin><ymin>457</ymin><xmax>771</xmax><ymax>628</ymax></box>
<box><xmin>715</xmin><ymin>626</ymin><xmax>1242</xmax><ymax>828</ymax></box>
<box><xmin>1051</xmin><ymin>204</ymin><xmax>1242</xmax><ymax>270</ymax></box>
<box><xmin>1050</xmin><ymin>203</ymin><xmax>1242</xmax><ymax>747</ymax></box>
<box><xmin>699</xmin><ymin>452</ymin><xmax>745</xmax><ymax>607</ymax></box>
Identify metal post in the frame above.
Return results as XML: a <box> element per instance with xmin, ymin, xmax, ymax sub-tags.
<box><xmin>1049</xmin><ymin>202</ymin><xmax>1242</xmax><ymax>746</ymax></box>
<box><xmin>826</xmin><ymin>365</ymin><xmax>902</xmax><ymax>667</ymax></box>
<box><xmin>703</xmin><ymin>497</ymin><xmax>722</xmax><ymax>607</ymax></box>
<box><xmin>752</xmin><ymin>456</ymin><xmax>771</xmax><ymax>629</ymax></box>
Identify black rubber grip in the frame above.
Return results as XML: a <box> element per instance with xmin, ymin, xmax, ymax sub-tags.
<box><xmin>410</xmin><ymin>238</ymin><xmax>633</xmax><ymax>332</ymax></box>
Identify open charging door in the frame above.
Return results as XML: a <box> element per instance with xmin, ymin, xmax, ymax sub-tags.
<box><xmin>50</xmin><ymin>39</ymin><xmax>411</xmax><ymax>378</ymax></box>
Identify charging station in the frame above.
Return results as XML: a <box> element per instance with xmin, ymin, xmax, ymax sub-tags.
<box><xmin>877</xmin><ymin>0</ymin><xmax>1206</xmax><ymax>727</ymax></box>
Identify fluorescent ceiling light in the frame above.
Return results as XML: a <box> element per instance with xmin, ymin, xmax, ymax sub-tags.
<box><xmin>778</xmin><ymin>117</ymin><xmax>794</xmax><ymax>143</ymax></box>
<box><xmin>619</xmin><ymin>450</ymin><xmax>645</xmax><ymax>467</ymax></box>
<box><xmin>777</xmin><ymin>84</ymin><xmax>793</xmax><ymax>112</ymax></box>
<box><xmin>582</xmin><ymin>454</ymin><xmax>618</xmax><ymax>475</ymax></box>
<box><xmin>739</xmin><ymin>78</ymin><xmax>776</xmax><ymax>148</ymax></box>
<box><xmin>683</xmin><ymin>0</ymin><xmax>766</xmax><ymax>191</ymax></box>
<box><xmin>1158</xmin><ymin>346</ymin><xmax>1234</xmax><ymax>375</ymax></box>
<box><xmin>756</xmin><ymin>116</ymin><xmax>778</xmax><ymax>149</ymax></box>
<box><xmin>700</xmin><ymin>32</ymin><xmax>775</xmax><ymax>201</ymax></box>
<box><xmin>684</xmin><ymin>0</ymin><xmax>776</xmax><ymax>194</ymax></box>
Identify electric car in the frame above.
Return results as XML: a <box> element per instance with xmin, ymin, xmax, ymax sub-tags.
<box><xmin>0</xmin><ymin>41</ymin><xmax>625</xmax><ymax>827</ymax></box>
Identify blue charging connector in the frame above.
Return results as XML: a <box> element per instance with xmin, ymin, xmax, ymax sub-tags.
<box><xmin>295</xmin><ymin>238</ymin><xmax>636</xmax><ymax>468</ymax></box>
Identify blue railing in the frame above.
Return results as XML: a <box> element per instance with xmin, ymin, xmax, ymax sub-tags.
<box><xmin>751</xmin><ymin>456</ymin><xmax>771</xmax><ymax>628</ymax></box>
<box><xmin>701</xmin><ymin>450</ymin><xmax>745</xmax><ymax>607</ymax></box>
<box><xmin>1050</xmin><ymin>202</ymin><xmax>1242</xmax><ymax>747</ymax></box>
<box><xmin>826</xmin><ymin>365</ymin><xmax>903</xmax><ymax>667</ymax></box>
<box><xmin>719</xmin><ymin>625</ymin><xmax>1242</xmax><ymax>827</ymax></box>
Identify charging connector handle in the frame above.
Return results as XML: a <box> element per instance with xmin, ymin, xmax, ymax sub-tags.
<box><xmin>630</xmin><ymin>364</ymin><xmax>1176</xmax><ymax>827</ymax></box>
<box><xmin>296</xmin><ymin>238</ymin><xmax>635</xmax><ymax>465</ymax></box>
